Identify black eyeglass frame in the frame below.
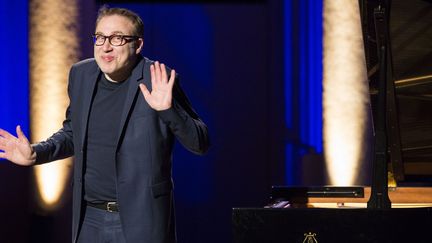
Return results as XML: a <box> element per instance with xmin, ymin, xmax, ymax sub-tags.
<box><xmin>92</xmin><ymin>34</ymin><xmax>140</xmax><ymax>46</ymax></box>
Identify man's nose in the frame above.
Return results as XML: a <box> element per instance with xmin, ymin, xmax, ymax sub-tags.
<box><xmin>101</xmin><ymin>39</ymin><xmax>113</xmax><ymax>51</ymax></box>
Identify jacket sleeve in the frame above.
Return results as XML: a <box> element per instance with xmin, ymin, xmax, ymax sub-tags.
<box><xmin>32</xmin><ymin>67</ymin><xmax>75</xmax><ymax>164</ymax></box>
<box><xmin>157</xmin><ymin>75</ymin><xmax>210</xmax><ymax>155</ymax></box>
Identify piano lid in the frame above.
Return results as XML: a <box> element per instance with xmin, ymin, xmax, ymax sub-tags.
<box><xmin>360</xmin><ymin>0</ymin><xmax>432</xmax><ymax>183</ymax></box>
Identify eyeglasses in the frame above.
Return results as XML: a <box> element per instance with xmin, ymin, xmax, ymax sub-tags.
<box><xmin>92</xmin><ymin>34</ymin><xmax>140</xmax><ymax>46</ymax></box>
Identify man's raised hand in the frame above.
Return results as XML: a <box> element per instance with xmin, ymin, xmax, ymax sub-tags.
<box><xmin>139</xmin><ymin>61</ymin><xmax>175</xmax><ymax>111</ymax></box>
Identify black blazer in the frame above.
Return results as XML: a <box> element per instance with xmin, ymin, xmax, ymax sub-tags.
<box><xmin>33</xmin><ymin>56</ymin><xmax>210</xmax><ymax>243</ymax></box>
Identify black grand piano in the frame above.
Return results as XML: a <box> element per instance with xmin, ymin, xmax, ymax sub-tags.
<box><xmin>233</xmin><ymin>0</ymin><xmax>432</xmax><ymax>242</ymax></box>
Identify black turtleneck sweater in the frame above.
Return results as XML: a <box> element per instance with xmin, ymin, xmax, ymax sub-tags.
<box><xmin>84</xmin><ymin>74</ymin><xmax>129</xmax><ymax>203</ymax></box>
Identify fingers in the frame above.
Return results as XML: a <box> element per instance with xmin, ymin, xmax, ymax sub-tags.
<box><xmin>150</xmin><ymin>62</ymin><xmax>162</xmax><ymax>85</ymax></box>
<box><xmin>0</xmin><ymin>140</ymin><xmax>5</xmax><ymax>151</ymax></box>
<box><xmin>16</xmin><ymin>125</ymin><xmax>30</xmax><ymax>144</ymax></box>
<box><xmin>139</xmin><ymin>84</ymin><xmax>151</xmax><ymax>100</ymax></box>
<box><xmin>0</xmin><ymin>138</ymin><xmax>8</xmax><ymax>158</ymax></box>
<box><xmin>150</xmin><ymin>63</ymin><xmax>156</xmax><ymax>87</ymax></box>
<box><xmin>150</xmin><ymin>61</ymin><xmax>174</xmax><ymax>85</ymax></box>
<box><xmin>168</xmin><ymin>69</ymin><xmax>176</xmax><ymax>88</ymax></box>
<box><xmin>0</xmin><ymin>128</ymin><xmax>14</xmax><ymax>140</ymax></box>
<box><xmin>0</xmin><ymin>128</ymin><xmax>13</xmax><ymax>139</ymax></box>
<box><xmin>160</xmin><ymin>63</ymin><xmax>167</xmax><ymax>84</ymax></box>
<box><xmin>155</xmin><ymin>62</ymin><xmax>162</xmax><ymax>84</ymax></box>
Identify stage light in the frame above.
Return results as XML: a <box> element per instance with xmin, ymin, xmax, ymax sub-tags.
<box><xmin>29</xmin><ymin>0</ymin><xmax>79</xmax><ymax>210</ymax></box>
<box><xmin>323</xmin><ymin>0</ymin><xmax>369</xmax><ymax>185</ymax></box>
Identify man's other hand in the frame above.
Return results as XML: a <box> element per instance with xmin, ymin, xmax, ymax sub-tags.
<box><xmin>0</xmin><ymin>125</ymin><xmax>36</xmax><ymax>166</ymax></box>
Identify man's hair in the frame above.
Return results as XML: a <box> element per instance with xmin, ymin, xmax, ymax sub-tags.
<box><xmin>96</xmin><ymin>5</ymin><xmax>144</xmax><ymax>37</ymax></box>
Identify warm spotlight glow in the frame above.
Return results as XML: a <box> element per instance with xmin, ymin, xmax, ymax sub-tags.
<box><xmin>34</xmin><ymin>162</ymin><xmax>72</xmax><ymax>206</ymax></box>
<box><xmin>30</xmin><ymin>0</ymin><xmax>79</xmax><ymax>210</ymax></box>
<box><xmin>323</xmin><ymin>0</ymin><xmax>369</xmax><ymax>185</ymax></box>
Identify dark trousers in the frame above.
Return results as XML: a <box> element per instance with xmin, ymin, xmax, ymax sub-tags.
<box><xmin>77</xmin><ymin>205</ymin><xmax>126</xmax><ymax>243</ymax></box>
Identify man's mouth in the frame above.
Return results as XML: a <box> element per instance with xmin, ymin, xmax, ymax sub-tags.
<box><xmin>102</xmin><ymin>56</ymin><xmax>114</xmax><ymax>62</ymax></box>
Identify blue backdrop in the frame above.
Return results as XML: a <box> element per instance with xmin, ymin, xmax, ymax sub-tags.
<box><xmin>0</xmin><ymin>0</ymin><xmax>29</xmax><ymax>140</ymax></box>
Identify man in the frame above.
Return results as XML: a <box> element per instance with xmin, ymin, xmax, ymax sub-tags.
<box><xmin>0</xmin><ymin>6</ymin><xmax>209</xmax><ymax>243</ymax></box>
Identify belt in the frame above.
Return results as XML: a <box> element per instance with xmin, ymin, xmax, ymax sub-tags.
<box><xmin>87</xmin><ymin>201</ymin><xmax>119</xmax><ymax>212</ymax></box>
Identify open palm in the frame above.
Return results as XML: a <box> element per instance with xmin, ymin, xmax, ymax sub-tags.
<box><xmin>139</xmin><ymin>61</ymin><xmax>175</xmax><ymax>111</ymax></box>
<box><xmin>0</xmin><ymin>126</ymin><xmax>35</xmax><ymax>166</ymax></box>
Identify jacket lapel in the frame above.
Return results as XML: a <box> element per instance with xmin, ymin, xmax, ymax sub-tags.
<box><xmin>116</xmin><ymin>57</ymin><xmax>146</xmax><ymax>148</ymax></box>
<box><xmin>80</xmin><ymin>65</ymin><xmax>100</xmax><ymax>147</ymax></box>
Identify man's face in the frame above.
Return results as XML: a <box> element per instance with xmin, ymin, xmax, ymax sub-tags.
<box><xmin>94</xmin><ymin>15</ymin><xmax>143</xmax><ymax>82</ymax></box>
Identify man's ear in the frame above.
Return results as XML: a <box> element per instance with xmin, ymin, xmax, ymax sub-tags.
<box><xmin>135</xmin><ymin>38</ymin><xmax>144</xmax><ymax>54</ymax></box>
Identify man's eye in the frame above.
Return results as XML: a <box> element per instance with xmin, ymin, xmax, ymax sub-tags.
<box><xmin>112</xmin><ymin>36</ymin><xmax>122</xmax><ymax>41</ymax></box>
